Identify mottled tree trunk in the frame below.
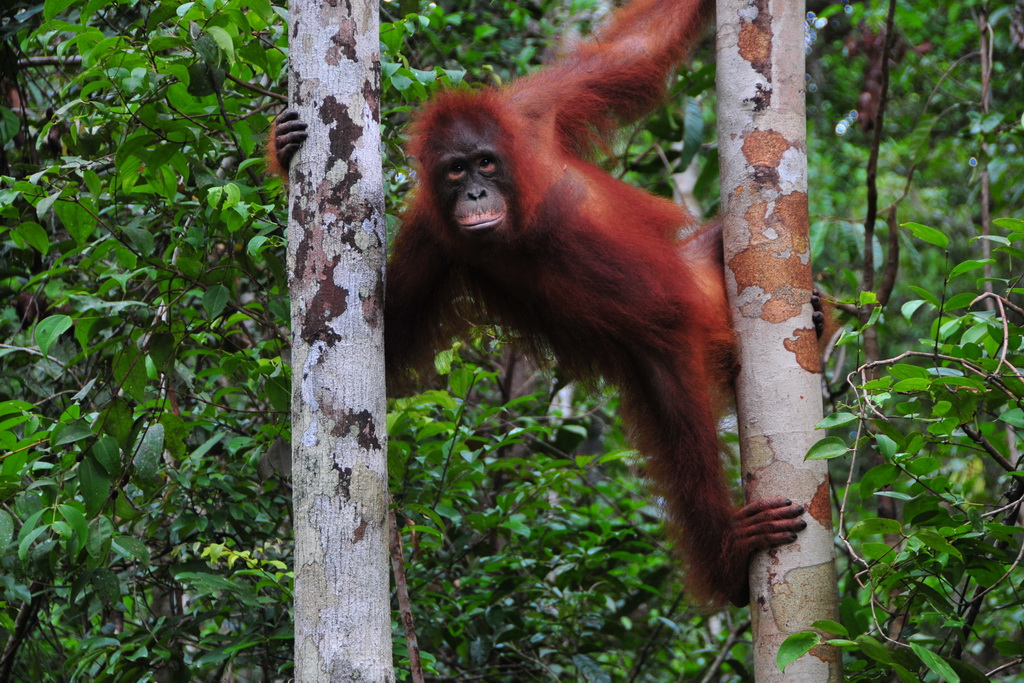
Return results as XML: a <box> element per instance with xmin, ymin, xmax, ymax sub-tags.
<box><xmin>715</xmin><ymin>0</ymin><xmax>841</xmax><ymax>680</ymax></box>
<box><xmin>286</xmin><ymin>1</ymin><xmax>392</xmax><ymax>680</ymax></box>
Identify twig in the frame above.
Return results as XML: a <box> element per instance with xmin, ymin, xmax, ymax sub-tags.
<box><xmin>988</xmin><ymin>657</ymin><xmax>1024</xmax><ymax>677</ymax></box>
<box><xmin>877</xmin><ymin>206</ymin><xmax>900</xmax><ymax>308</ymax></box>
<box><xmin>389</xmin><ymin>508</ymin><xmax>425</xmax><ymax>683</ymax></box>
<box><xmin>17</xmin><ymin>56</ymin><xmax>83</xmax><ymax>67</ymax></box>
<box><xmin>951</xmin><ymin>538</ymin><xmax>1024</xmax><ymax>660</ymax></box>
<box><xmin>861</xmin><ymin>0</ymin><xmax>898</xmax><ymax>302</ymax></box>
<box><xmin>225</xmin><ymin>72</ymin><xmax>287</xmax><ymax>102</ymax></box>
<box><xmin>969</xmin><ymin>293</ymin><xmax>1024</xmax><ymax>382</ymax></box>
<box><xmin>977</xmin><ymin>8</ymin><xmax>994</xmax><ymax>305</ymax></box>
<box><xmin>696</xmin><ymin>619</ymin><xmax>751</xmax><ymax>683</ymax></box>
<box><xmin>626</xmin><ymin>593</ymin><xmax>683</xmax><ymax>683</ymax></box>
<box><xmin>961</xmin><ymin>424</ymin><xmax>1016</xmax><ymax>473</ymax></box>
<box><xmin>0</xmin><ymin>581</ymin><xmax>44</xmax><ymax>682</ymax></box>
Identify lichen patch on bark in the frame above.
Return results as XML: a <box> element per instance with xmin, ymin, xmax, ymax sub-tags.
<box><xmin>362</xmin><ymin>279</ymin><xmax>385</xmax><ymax>329</ymax></box>
<box><xmin>331</xmin><ymin>408</ymin><xmax>381</xmax><ymax>451</ymax></box>
<box><xmin>300</xmin><ymin>254</ymin><xmax>348</xmax><ymax>346</ymax></box>
<box><xmin>326</xmin><ymin>19</ymin><xmax>357</xmax><ymax>65</ymax></box>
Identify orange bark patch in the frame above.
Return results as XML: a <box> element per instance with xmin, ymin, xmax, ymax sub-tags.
<box><xmin>774</xmin><ymin>192</ymin><xmax>810</xmax><ymax>252</ymax></box>
<box><xmin>763</xmin><ymin>297</ymin><xmax>801</xmax><ymax>323</ymax></box>
<box><xmin>807</xmin><ymin>477</ymin><xmax>831</xmax><ymax>527</ymax></box>
<box><xmin>738</xmin><ymin>22</ymin><xmax>772</xmax><ymax>70</ymax></box>
<box><xmin>783</xmin><ymin>326</ymin><xmax>821</xmax><ymax>373</ymax></box>
<box><xmin>741</xmin><ymin>129</ymin><xmax>790</xmax><ymax>168</ymax></box>
<box><xmin>729</xmin><ymin>191</ymin><xmax>813</xmax><ymax>317</ymax></box>
<box><xmin>729</xmin><ymin>246</ymin><xmax>806</xmax><ymax>297</ymax></box>
<box><xmin>744</xmin><ymin>201</ymin><xmax>772</xmax><ymax>243</ymax></box>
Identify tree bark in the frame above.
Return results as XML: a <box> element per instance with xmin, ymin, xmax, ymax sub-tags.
<box><xmin>715</xmin><ymin>1</ymin><xmax>841</xmax><ymax>680</ymax></box>
<box><xmin>286</xmin><ymin>1</ymin><xmax>392</xmax><ymax>680</ymax></box>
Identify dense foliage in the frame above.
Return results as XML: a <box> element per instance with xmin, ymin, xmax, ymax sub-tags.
<box><xmin>0</xmin><ymin>0</ymin><xmax>1021</xmax><ymax>681</ymax></box>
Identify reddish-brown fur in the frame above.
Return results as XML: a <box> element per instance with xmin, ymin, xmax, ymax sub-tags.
<box><xmin>274</xmin><ymin>0</ymin><xmax>806</xmax><ymax>606</ymax></box>
<box><xmin>384</xmin><ymin>0</ymin><xmax>806</xmax><ymax>606</ymax></box>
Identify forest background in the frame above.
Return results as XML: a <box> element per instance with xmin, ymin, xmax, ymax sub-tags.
<box><xmin>1</xmin><ymin>0</ymin><xmax>1023</xmax><ymax>681</ymax></box>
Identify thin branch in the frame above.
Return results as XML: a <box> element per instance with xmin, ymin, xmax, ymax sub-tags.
<box><xmin>696</xmin><ymin>619</ymin><xmax>751</xmax><ymax>683</ymax></box>
<box><xmin>861</xmin><ymin>0</ymin><xmax>899</xmax><ymax>305</ymax></box>
<box><xmin>977</xmin><ymin>8</ymin><xmax>994</xmax><ymax>305</ymax></box>
<box><xmin>0</xmin><ymin>582</ymin><xmax>44</xmax><ymax>682</ymax></box>
<box><xmin>389</xmin><ymin>509</ymin><xmax>425</xmax><ymax>683</ymax></box>
<box><xmin>988</xmin><ymin>658</ymin><xmax>1024</xmax><ymax>678</ymax></box>
<box><xmin>225</xmin><ymin>72</ymin><xmax>286</xmax><ymax>102</ymax></box>
<box><xmin>960</xmin><ymin>424</ymin><xmax>1016</xmax><ymax>472</ymax></box>
<box><xmin>626</xmin><ymin>592</ymin><xmax>684</xmax><ymax>683</ymax></box>
<box><xmin>952</xmin><ymin>539</ymin><xmax>1024</xmax><ymax>659</ymax></box>
<box><xmin>877</xmin><ymin>206</ymin><xmax>900</xmax><ymax>307</ymax></box>
<box><xmin>972</xmin><ymin>291</ymin><xmax>1024</xmax><ymax>318</ymax></box>
<box><xmin>969</xmin><ymin>293</ymin><xmax>1024</xmax><ymax>382</ymax></box>
<box><xmin>17</xmin><ymin>56</ymin><xmax>83</xmax><ymax>67</ymax></box>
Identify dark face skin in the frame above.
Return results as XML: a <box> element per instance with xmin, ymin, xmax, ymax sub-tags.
<box><xmin>434</xmin><ymin>125</ymin><xmax>511</xmax><ymax>236</ymax></box>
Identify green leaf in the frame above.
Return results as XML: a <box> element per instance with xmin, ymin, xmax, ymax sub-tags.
<box><xmin>91</xmin><ymin>436</ymin><xmax>121</xmax><ymax>476</ymax></box>
<box><xmin>122</xmin><ymin>226</ymin><xmax>154</xmax><ymax>255</ymax></box>
<box><xmin>504</xmin><ymin>516</ymin><xmax>531</xmax><ymax>538</ymax></box>
<box><xmin>994</xmin><ymin>217</ymin><xmax>1024</xmax><ymax>233</ymax></box>
<box><xmin>101</xmin><ymin>398</ymin><xmax>134</xmax><ymax>450</ymax></box>
<box><xmin>113</xmin><ymin>346</ymin><xmax>147</xmax><ymax>402</ymax></box>
<box><xmin>83</xmin><ymin>169</ymin><xmax>102</xmax><ymax>199</ymax></box>
<box><xmin>903</xmin><ymin>222</ymin><xmax>948</xmax><ymax>249</ymax></box>
<box><xmin>247</xmin><ymin>234</ymin><xmax>268</xmax><ymax>259</ymax></box>
<box><xmin>874</xmin><ymin>433</ymin><xmax>898</xmax><ymax>458</ymax></box>
<box><xmin>79</xmin><ymin>457</ymin><xmax>111</xmax><ymax>517</ymax></box>
<box><xmin>849</xmin><ymin>518</ymin><xmax>903</xmax><ymax>538</ymax></box>
<box><xmin>811</xmin><ymin>620</ymin><xmax>848</xmax><ymax>636</ymax></box>
<box><xmin>206</xmin><ymin>26</ymin><xmax>235</xmax><ymax>62</ymax></box>
<box><xmin>907</xmin><ymin>286</ymin><xmax>940</xmax><ymax>308</ymax></box>
<box><xmin>51</xmin><ymin>422</ymin><xmax>93</xmax><ymax>446</ymax></box>
<box><xmin>111</xmin><ymin>535</ymin><xmax>151</xmax><ymax>568</ymax></box>
<box><xmin>36</xmin><ymin>314</ymin><xmax>72</xmax><ymax>356</ymax></box>
<box><xmin>776</xmin><ymin>632</ymin><xmax>819</xmax><ymax>672</ymax></box>
<box><xmin>54</xmin><ymin>198</ymin><xmax>98</xmax><ymax>244</ymax></box>
<box><xmin>87</xmin><ymin>516</ymin><xmax>113</xmax><ymax>559</ymax></box>
<box><xmin>89</xmin><ymin>568</ymin><xmax>121</xmax><ymax>604</ymax></box>
<box><xmin>203</xmin><ymin>285</ymin><xmax>230</xmax><ymax>320</ymax></box>
<box><xmin>133</xmin><ymin>423</ymin><xmax>165</xmax><ymax>485</ymax></box>
<box><xmin>18</xmin><ymin>524</ymin><xmax>48</xmax><ymax>562</ymax></box>
<box><xmin>948</xmin><ymin>259</ymin><xmax>994</xmax><ymax>279</ymax></box>
<box><xmin>892</xmin><ymin>377</ymin><xmax>930</xmax><ymax>392</ymax></box>
<box><xmin>901</xmin><ymin>299</ymin><xmax>928</xmax><ymax>320</ymax></box>
<box><xmin>12</xmin><ymin>221</ymin><xmax>50</xmax><ymax>254</ymax></box>
<box><xmin>58</xmin><ymin>503</ymin><xmax>89</xmax><ymax>555</ymax></box>
<box><xmin>44</xmin><ymin>0</ymin><xmax>76</xmax><ymax>21</ymax></box>
<box><xmin>573</xmin><ymin>654</ymin><xmax>611</xmax><ymax>683</ymax></box>
<box><xmin>805</xmin><ymin>436</ymin><xmax>848</xmax><ymax>460</ymax></box>
<box><xmin>0</xmin><ymin>510</ymin><xmax>14</xmax><ymax>546</ymax></box>
<box><xmin>0</xmin><ymin>400</ymin><xmax>34</xmax><ymax>416</ymax></box>
<box><xmin>944</xmin><ymin>292</ymin><xmax>979</xmax><ymax>310</ymax></box>
<box><xmin>914</xmin><ymin>529</ymin><xmax>963</xmax><ymax>560</ymax></box>
<box><xmin>816</xmin><ymin>412</ymin><xmax>857</xmax><ymax>429</ymax></box>
<box><xmin>909</xmin><ymin>643</ymin><xmax>960</xmax><ymax>683</ymax></box>
<box><xmin>889</xmin><ymin>363</ymin><xmax>929</xmax><ymax>379</ymax></box>
<box><xmin>998</xmin><ymin>408</ymin><xmax>1024</xmax><ymax>428</ymax></box>
<box><xmin>855</xmin><ymin>634</ymin><xmax>893</xmax><ymax>664</ymax></box>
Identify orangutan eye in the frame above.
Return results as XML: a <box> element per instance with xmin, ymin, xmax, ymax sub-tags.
<box><xmin>447</xmin><ymin>163</ymin><xmax>465</xmax><ymax>181</ymax></box>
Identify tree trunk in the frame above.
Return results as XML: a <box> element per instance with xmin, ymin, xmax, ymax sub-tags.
<box><xmin>715</xmin><ymin>1</ymin><xmax>842</xmax><ymax>680</ymax></box>
<box><xmin>286</xmin><ymin>1</ymin><xmax>392</xmax><ymax>680</ymax></box>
